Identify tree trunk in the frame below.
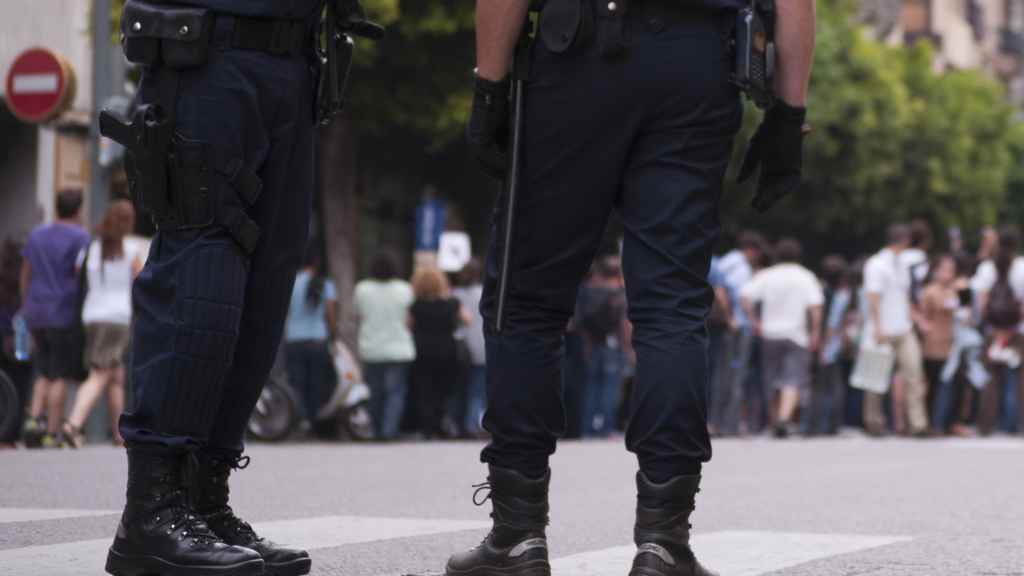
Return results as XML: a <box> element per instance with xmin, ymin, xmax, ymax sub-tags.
<box><xmin>318</xmin><ymin>113</ymin><xmax>359</xmax><ymax>350</ymax></box>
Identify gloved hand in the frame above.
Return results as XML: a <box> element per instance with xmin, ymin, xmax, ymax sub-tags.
<box><xmin>466</xmin><ymin>73</ymin><xmax>511</xmax><ymax>180</ymax></box>
<box><xmin>738</xmin><ymin>101</ymin><xmax>808</xmax><ymax>213</ymax></box>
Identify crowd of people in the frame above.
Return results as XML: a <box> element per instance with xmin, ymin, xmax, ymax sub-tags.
<box><xmin>4</xmin><ymin>191</ymin><xmax>1023</xmax><ymax>447</ymax></box>
<box><xmin>705</xmin><ymin>222</ymin><xmax>1024</xmax><ymax>439</ymax></box>
<box><xmin>1</xmin><ymin>189</ymin><xmax>143</xmax><ymax>448</ymax></box>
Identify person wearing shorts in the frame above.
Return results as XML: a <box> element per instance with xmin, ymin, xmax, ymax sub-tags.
<box><xmin>63</xmin><ymin>200</ymin><xmax>143</xmax><ymax>448</ymax></box>
<box><xmin>742</xmin><ymin>238</ymin><xmax>824</xmax><ymax>438</ymax></box>
<box><xmin>20</xmin><ymin>189</ymin><xmax>90</xmax><ymax>447</ymax></box>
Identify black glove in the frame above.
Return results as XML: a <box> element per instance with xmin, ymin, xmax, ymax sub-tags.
<box><xmin>466</xmin><ymin>74</ymin><xmax>511</xmax><ymax>180</ymax></box>
<box><xmin>738</xmin><ymin>101</ymin><xmax>808</xmax><ymax>213</ymax></box>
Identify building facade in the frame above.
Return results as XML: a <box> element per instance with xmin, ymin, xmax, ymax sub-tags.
<box><xmin>871</xmin><ymin>0</ymin><xmax>1024</xmax><ymax>104</ymax></box>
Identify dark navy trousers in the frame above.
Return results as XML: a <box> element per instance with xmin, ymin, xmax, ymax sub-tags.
<box><xmin>480</xmin><ymin>5</ymin><xmax>743</xmax><ymax>481</ymax></box>
<box><xmin>120</xmin><ymin>45</ymin><xmax>316</xmax><ymax>455</ymax></box>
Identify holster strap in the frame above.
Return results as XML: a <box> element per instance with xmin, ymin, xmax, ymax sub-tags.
<box><xmin>218</xmin><ymin>208</ymin><xmax>261</xmax><ymax>255</ymax></box>
<box><xmin>596</xmin><ymin>0</ymin><xmax>629</xmax><ymax>57</ymax></box>
<box><xmin>218</xmin><ymin>157</ymin><xmax>262</xmax><ymax>207</ymax></box>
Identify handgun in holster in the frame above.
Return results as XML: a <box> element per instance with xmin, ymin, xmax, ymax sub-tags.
<box><xmin>733</xmin><ymin>0</ymin><xmax>776</xmax><ymax>109</ymax></box>
<box><xmin>316</xmin><ymin>0</ymin><xmax>384</xmax><ymax>125</ymax></box>
<box><xmin>100</xmin><ymin>104</ymin><xmax>173</xmax><ymax>218</ymax></box>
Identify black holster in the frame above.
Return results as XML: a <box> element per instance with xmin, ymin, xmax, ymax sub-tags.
<box><xmin>732</xmin><ymin>0</ymin><xmax>776</xmax><ymax>108</ymax></box>
<box><xmin>101</xmin><ymin>0</ymin><xmax>263</xmax><ymax>254</ymax></box>
<box><xmin>538</xmin><ymin>0</ymin><xmax>594</xmax><ymax>55</ymax></box>
<box><xmin>316</xmin><ymin>0</ymin><xmax>383</xmax><ymax>125</ymax></box>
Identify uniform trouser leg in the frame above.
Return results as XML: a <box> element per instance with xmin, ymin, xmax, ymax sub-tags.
<box><xmin>121</xmin><ymin>51</ymin><xmax>313</xmax><ymax>453</ymax></box>
<box><xmin>479</xmin><ymin>14</ymin><xmax>741</xmax><ymax>480</ymax></box>
<box><xmin>205</xmin><ymin>58</ymin><xmax>314</xmax><ymax>455</ymax></box>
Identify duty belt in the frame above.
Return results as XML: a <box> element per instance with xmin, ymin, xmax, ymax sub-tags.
<box><xmin>209</xmin><ymin>15</ymin><xmax>312</xmax><ymax>57</ymax></box>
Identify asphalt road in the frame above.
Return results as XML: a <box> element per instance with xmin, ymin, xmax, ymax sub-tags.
<box><xmin>2</xmin><ymin>435</ymin><xmax>1023</xmax><ymax>575</ymax></box>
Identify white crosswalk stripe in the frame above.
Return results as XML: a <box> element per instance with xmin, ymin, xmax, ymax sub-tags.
<box><xmin>553</xmin><ymin>531</ymin><xmax>912</xmax><ymax>576</ymax></box>
<box><xmin>0</xmin><ymin>515</ymin><xmax>488</xmax><ymax>576</ymax></box>
<box><xmin>0</xmin><ymin>508</ymin><xmax>118</xmax><ymax>524</ymax></box>
<box><xmin>0</xmin><ymin>509</ymin><xmax>912</xmax><ymax>576</ymax></box>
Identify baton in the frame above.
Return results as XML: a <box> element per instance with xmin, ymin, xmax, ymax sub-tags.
<box><xmin>495</xmin><ymin>25</ymin><xmax>531</xmax><ymax>333</ymax></box>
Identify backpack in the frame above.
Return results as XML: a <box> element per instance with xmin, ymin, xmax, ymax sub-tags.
<box><xmin>985</xmin><ymin>280</ymin><xmax>1021</xmax><ymax>330</ymax></box>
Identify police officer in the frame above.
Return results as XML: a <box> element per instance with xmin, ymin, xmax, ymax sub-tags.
<box><xmin>450</xmin><ymin>1</ymin><xmax>815</xmax><ymax>576</ymax></box>
<box><xmin>101</xmin><ymin>1</ymin><xmax>376</xmax><ymax>575</ymax></box>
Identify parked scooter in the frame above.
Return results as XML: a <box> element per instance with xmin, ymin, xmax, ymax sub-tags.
<box><xmin>247</xmin><ymin>341</ymin><xmax>373</xmax><ymax>442</ymax></box>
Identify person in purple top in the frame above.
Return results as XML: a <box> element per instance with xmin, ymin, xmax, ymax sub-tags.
<box><xmin>19</xmin><ymin>189</ymin><xmax>90</xmax><ymax>447</ymax></box>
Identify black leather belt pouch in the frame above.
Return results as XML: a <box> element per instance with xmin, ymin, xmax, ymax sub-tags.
<box><xmin>121</xmin><ymin>0</ymin><xmax>213</xmax><ymax>68</ymax></box>
<box><xmin>539</xmin><ymin>0</ymin><xmax>593</xmax><ymax>54</ymax></box>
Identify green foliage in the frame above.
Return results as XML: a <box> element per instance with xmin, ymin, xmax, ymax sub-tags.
<box><xmin>725</xmin><ymin>0</ymin><xmax>1022</xmax><ymax>258</ymax></box>
<box><xmin>351</xmin><ymin>1</ymin><xmax>475</xmax><ymax>148</ymax></box>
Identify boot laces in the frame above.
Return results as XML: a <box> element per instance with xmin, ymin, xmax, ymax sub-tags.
<box><xmin>203</xmin><ymin>455</ymin><xmax>259</xmax><ymax>542</ymax></box>
<box><xmin>472</xmin><ymin>482</ymin><xmax>492</xmax><ymax>506</ymax></box>
<box><xmin>167</xmin><ymin>510</ymin><xmax>221</xmax><ymax>547</ymax></box>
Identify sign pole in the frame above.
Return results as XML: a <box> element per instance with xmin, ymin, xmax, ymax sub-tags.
<box><xmin>89</xmin><ymin>0</ymin><xmax>124</xmax><ymax>227</ymax></box>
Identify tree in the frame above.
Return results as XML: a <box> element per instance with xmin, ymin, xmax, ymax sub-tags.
<box><xmin>722</xmin><ymin>0</ymin><xmax>1021</xmax><ymax>260</ymax></box>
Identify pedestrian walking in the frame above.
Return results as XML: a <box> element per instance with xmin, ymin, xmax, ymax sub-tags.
<box><xmin>453</xmin><ymin>259</ymin><xmax>487</xmax><ymax>437</ymax></box>
<box><xmin>931</xmin><ymin>252</ymin><xmax>986</xmax><ymax>436</ymax></box>
<box><xmin>741</xmin><ymin>238</ymin><xmax>823</xmax><ymax>438</ymax></box>
<box><xmin>19</xmin><ymin>189</ymin><xmax>90</xmax><ymax>449</ymax></box>
<box><xmin>971</xmin><ymin>227</ymin><xmax>1024</xmax><ymax>326</ymax></box>
<box><xmin>808</xmin><ymin>255</ymin><xmax>852</xmax><ymax>435</ymax></box>
<box><xmin>355</xmin><ymin>250</ymin><xmax>416</xmax><ymax>440</ymax></box>
<box><xmin>904</xmin><ymin>219</ymin><xmax>933</xmax><ymax>303</ymax></box>
<box><xmin>917</xmin><ymin>254</ymin><xmax>957</xmax><ymax>429</ymax></box>
<box><xmin>862</xmin><ymin>224</ymin><xmax>929</xmax><ymax>436</ymax></box>
<box><xmin>712</xmin><ymin>232</ymin><xmax>766</xmax><ymax>435</ymax></box>
<box><xmin>62</xmin><ymin>200</ymin><xmax>142</xmax><ymax>448</ymax></box>
<box><xmin>437</xmin><ymin>1</ymin><xmax>816</xmax><ymax>575</ymax></box>
<box><xmin>978</xmin><ymin>246</ymin><xmax>1023</xmax><ymax>435</ymax></box>
<box><xmin>284</xmin><ymin>244</ymin><xmax>339</xmax><ymax>434</ymax></box>
<box><xmin>101</xmin><ymin>1</ymin><xmax>381</xmax><ymax>574</ymax></box>
<box><xmin>410</xmin><ymin>266</ymin><xmax>470</xmax><ymax>439</ymax></box>
<box><xmin>578</xmin><ymin>254</ymin><xmax>629</xmax><ymax>437</ymax></box>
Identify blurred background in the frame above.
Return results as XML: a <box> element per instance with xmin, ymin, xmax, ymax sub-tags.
<box><xmin>2</xmin><ymin>0</ymin><xmax>1024</xmax><ymax>448</ymax></box>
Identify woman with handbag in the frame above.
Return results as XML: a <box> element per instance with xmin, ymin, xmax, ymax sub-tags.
<box><xmin>63</xmin><ymin>200</ymin><xmax>142</xmax><ymax>448</ymax></box>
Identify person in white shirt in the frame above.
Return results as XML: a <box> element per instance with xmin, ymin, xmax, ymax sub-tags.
<box><xmin>862</xmin><ymin>223</ymin><xmax>929</xmax><ymax>436</ymax></box>
<box><xmin>741</xmin><ymin>238</ymin><xmax>823</xmax><ymax>438</ymax></box>
<box><xmin>63</xmin><ymin>200</ymin><xmax>143</xmax><ymax>448</ymax></box>
<box><xmin>971</xmin><ymin>228</ymin><xmax>1024</xmax><ymax>329</ymax></box>
<box><xmin>354</xmin><ymin>251</ymin><xmax>416</xmax><ymax>440</ymax></box>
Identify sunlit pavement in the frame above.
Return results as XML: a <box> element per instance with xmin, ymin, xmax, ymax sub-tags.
<box><xmin>2</xmin><ymin>435</ymin><xmax>1022</xmax><ymax>575</ymax></box>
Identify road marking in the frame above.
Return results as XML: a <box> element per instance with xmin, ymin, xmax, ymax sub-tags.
<box><xmin>552</xmin><ymin>531</ymin><xmax>912</xmax><ymax>576</ymax></box>
<box><xmin>0</xmin><ymin>508</ymin><xmax>118</xmax><ymax>524</ymax></box>
<box><xmin>255</xmin><ymin>515</ymin><xmax>487</xmax><ymax>551</ymax></box>
<box><xmin>0</xmin><ymin>515</ymin><xmax>488</xmax><ymax>576</ymax></box>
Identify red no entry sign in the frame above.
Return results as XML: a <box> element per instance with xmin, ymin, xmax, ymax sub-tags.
<box><xmin>5</xmin><ymin>48</ymin><xmax>76</xmax><ymax>123</ymax></box>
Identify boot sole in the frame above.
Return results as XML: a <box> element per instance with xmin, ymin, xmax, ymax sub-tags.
<box><xmin>266</xmin><ymin>557</ymin><xmax>312</xmax><ymax>576</ymax></box>
<box><xmin>445</xmin><ymin>560</ymin><xmax>551</xmax><ymax>576</ymax></box>
<box><xmin>105</xmin><ymin>548</ymin><xmax>265</xmax><ymax>576</ymax></box>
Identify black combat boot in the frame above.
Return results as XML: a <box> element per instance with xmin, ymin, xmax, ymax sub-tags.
<box><xmin>446</xmin><ymin>466</ymin><xmax>551</xmax><ymax>576</ymax></box>
<box><xmin>194</xmin><ymin>452</ymin><xmax>311</xmax><ymax>576</ymax></box>
<box><xmin>106</xmin><ymin>448</ymin><xmax>264</xmax><ymax>576</ymax></box>
<box><xmin>629</xmin><ymin>473</ymin><xmax>718</xmax><ymax>576</ymax></box>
